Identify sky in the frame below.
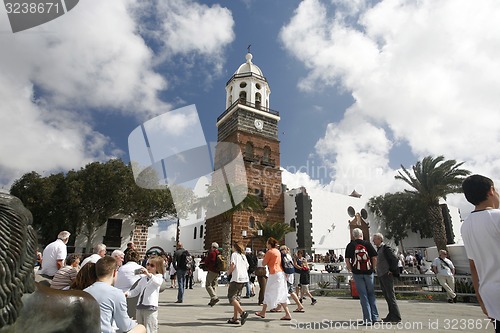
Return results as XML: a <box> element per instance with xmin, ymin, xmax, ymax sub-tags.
<box><xmin>2</xmin><ymin>0</ymin><xmax>500</xmax><ymax>217</ymax></box>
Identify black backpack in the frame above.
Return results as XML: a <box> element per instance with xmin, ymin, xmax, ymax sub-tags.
<box><xmin>246</xmin><ymin>253</ymin><xmax>257</xmax><ymax>273</ymax></box>
<box><xmin>178</xmin><ymin>250</ymin><xmax>192</xmax><ymax>270</ymax></box>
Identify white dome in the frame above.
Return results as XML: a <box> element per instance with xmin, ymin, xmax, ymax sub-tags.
<box><xmin>234</xmin><ymin>53</ymin><xmax>263</xmax><ymax>76</ymax></box>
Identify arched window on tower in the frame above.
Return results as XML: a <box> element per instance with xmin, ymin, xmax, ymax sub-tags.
<box><xmin>200</xmin><ymin>225</ymin><xmax>204</xmax><ymax>239</ymax></box>
<box><xmin>290</xmin><ymin>218</ymin><xmax>296</xmax><ymax>229</ymax></box>
<box><xmin>255</xmin><ymin>92</ymin><xmax>262</xmax><ymax>109</ymax></box>
<box><xmin>249</xmin><ymin>216</ymin><xmax>255</xmax><ymax>229</ymax></box>
<box><xmin>263</xmin><ymin>146</ymin><xmax>271</xmax><ymax>163</ymax></box>
<box><xmin>244</xmin><ymin>141</ymin><xmax>254</xmax><ymax>161</ymax></box>
<box><xmin>254</xmin><ymin>188</ymin><xmax>267</xmax><ymax>208</ymax></box>
<box><xmin>194</xmin><ymin>227</ymin><xmax>197</xmax><ymax>239</ymax></box>
<box><xmin>262</xmin><ymin>146</ymin><xmax>274</xmax><ymax>167</ymax></box>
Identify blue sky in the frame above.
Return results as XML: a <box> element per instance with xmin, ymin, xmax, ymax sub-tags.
<box><xmin>2</xmin><ymin>0</ymin><xmax>500</xmax><ymax>214</ymax></box>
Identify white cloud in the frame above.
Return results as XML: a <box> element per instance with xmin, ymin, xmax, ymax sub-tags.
<box><xmin>131</xmin><ymin>0</ymin><xmax>234</xmax><ymax>77</ymax></box>
<box><xmin>0</xmin><ymin>0</ymin><xmax>235</xmax><ymax>187</ymax></box>
<box><xmin>280</xmin><ymin>0</ymin><xmax>500</xmax><ymax>199</ymax></box>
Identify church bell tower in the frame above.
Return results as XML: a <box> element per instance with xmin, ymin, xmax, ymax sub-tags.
<box><xmin>205</xmin><ymin>52</ymin><xmax>284</xmax><ymax>251</ymax></box>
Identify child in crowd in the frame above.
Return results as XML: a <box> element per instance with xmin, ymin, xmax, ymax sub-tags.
<box><xmin>169</xmin><ymin>257</ymin><xmax>177</xmax><ymax>288</ymax></box>
<box><xmin>299</xmin><ymin>259</ymin><xmax>317</xmax><ymax>306</ymax></box>
<box><xmin>127</xmin><ymin>255</ymin><xmax>165</xmax><ymax>333</ymax></box>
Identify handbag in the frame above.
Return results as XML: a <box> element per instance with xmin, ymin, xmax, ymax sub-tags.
<box><xmin>255</xmin><ymin>266</ymin><xmax>266</xmax><ymax>277</ymax></box>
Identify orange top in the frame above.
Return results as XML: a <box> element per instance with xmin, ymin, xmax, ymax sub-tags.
<box><xmin>263</xmin><ymin>248</ymin><xmax>282</xmax><ymax>275</ymax></box>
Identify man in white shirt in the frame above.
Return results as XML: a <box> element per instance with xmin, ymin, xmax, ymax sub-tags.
<box><xmin>81</xmin><ymin>243</ymin><xmax>107</xmax><ymax>267</ymax></box>
<box><xmin>432</xmin><ymin>250</ymin><xmax>456</xmax><ymax>303</ymax></box>
<box><xmin>461</xmin><ymin>174</ymin><xmax>500</xmax><ymax>331</ymax></box>
<box><xmin>39</xmin><ymin>231</ymin><xmax>70</xmax><ymax>279</ymax></box>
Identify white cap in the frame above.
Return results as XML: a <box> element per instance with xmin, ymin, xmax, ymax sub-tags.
<box><xmin>245</xmin><ymin>248</ymin><xmax>251</xmax><ymax>253</ymax></box>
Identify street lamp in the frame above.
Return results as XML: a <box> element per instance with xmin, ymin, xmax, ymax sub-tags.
<box><xmin>242</xmin><ymin>229</ymin><xmax>262</xmax><ymax>252</ymax></box>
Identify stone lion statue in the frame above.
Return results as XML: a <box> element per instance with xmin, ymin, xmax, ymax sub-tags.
<box><xmin>0</xmin><ymin>193</ymin><xmax>100</xmax><ymax>333</ymax></box>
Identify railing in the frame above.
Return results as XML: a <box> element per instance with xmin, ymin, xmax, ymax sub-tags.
<box><xmin>217</xmin><ymin>99</ymin><xmax>280</xmax><ymax>122</ymax></box>
<box><xmin>309</xmin><ymin>273</ymin><xmax>475</xmax><ymax>297</ymax></box>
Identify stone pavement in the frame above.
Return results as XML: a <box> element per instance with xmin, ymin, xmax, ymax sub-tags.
<box><xmin>156</xmin><ymin>284</ymin><xmax>493</xmax><ymax>333</ymax></box>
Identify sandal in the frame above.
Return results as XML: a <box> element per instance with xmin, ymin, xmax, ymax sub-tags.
<box><xmin>255</xmin><ymin>312</ymin><xmax>265</xmax><ymax>319</ymax></box>
<box><xmin>270</xmin><ymin>308</ymin><xmax>282</xmax><ymax>312</ymax></box>
<box><xmin>293</xmin><ymin>309</ymin><xmax>305</xmax><ymax>313</ymax></box>
<box><xmin>227</xmin><ymin>318</ymin><xmax>240</xmax><ymax>324</ymax></box>
<box><xmin>240</xmin><ymin>311</ymin><xmax>249</xmax><ymax>326</ymax></box>
<box><xmin>280</xmin><ymin>317</ymin><xmax>292</xmax><ymax>321</ymax></box>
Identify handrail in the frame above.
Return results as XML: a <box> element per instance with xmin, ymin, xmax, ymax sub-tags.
<box><xmin>217</xmin><ymin>99</ymin><xmax>280</xmax><ymax>123</ymax></box>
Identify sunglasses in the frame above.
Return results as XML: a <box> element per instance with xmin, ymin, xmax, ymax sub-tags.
<box><xmin>146</xmin><ymin>263</ymin><xmax>156</xmax><ymax>267</ymax></box>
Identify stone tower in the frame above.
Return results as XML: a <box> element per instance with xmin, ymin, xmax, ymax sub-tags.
<box><xmin>204</xmin><ymin>52</ymin><xmax>284</xmax><ymax>252</ymax></box>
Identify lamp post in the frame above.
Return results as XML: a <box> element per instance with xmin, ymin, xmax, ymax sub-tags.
<box><xmin>242</xmin><ymin>229</ymin><xmax>263</xmax><ymax>253</ymax></box>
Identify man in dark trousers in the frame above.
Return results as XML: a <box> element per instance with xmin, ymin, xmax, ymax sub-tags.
<box><xmin>345</xmin><ymin>228</ymin><xmax>379</xmax><ymax>325</ymax></box>
<box><xmin>372</xmin><ymin>233</ymin><xmax>401</xmax><ymax>323</ymax></box>
<box><xmin>244</xmin><ymin>248</ymin><xmax>257</xmax><ymax>298</ymax></box>
<box><xmin>205</xmin><ymin>242</ymin><xmax>220</xmax><ymax>306</ymax></box>
<box><xmin>173</xmin><ymin>242</ymin><xmax>188</xmax><ymax>303</ymax></box>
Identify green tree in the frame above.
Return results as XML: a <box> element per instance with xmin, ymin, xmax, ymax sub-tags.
<box><xmin>67</xmin><ymin>159</ymin><xmax>132</xmax><ymax>252</ymax></box>
<box><xmin>368</xmin><ymin>192</ymin><xmax>431</xmax><ymax>249</ymax></box>
<box><xmin>10</xmin><ymin>171</ymin><xmax>72</xmax><ymax>245</ymax></box>
<box><xmin>395</xmin><ymin>155</ymin><xmax>470</xmax><ymax>251</ymax></box>
<box><xmin>10</xmin><ymin>159</ymin><xmax>181</xmax><ymax>252</ymax></box>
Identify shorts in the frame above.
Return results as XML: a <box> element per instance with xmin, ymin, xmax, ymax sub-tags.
<box><xmin>286</xmin><ymin>281</ymin><xmax>294</xmax><ymax>294</ymax></box>
<box><xmin>301</xmin><ymin>284</ymin><xmax>310</xmax><ymax>294</ymax></box>
<box><xmin>227</xmin><ymin>281</ymin><xmax>245</xmax><ymax>303</ymax></box>
<box><xmin>293</xmin><ymin>273</ymin><xmax>301</xmax><ymax>287</ymax></box>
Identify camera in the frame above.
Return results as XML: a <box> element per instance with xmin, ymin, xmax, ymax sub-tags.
<box><xmin>134</xmin><ymin>268</ymin><xmax>143</xmax><ymax>275</ymax></box>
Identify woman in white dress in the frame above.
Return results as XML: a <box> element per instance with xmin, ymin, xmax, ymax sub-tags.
<box><xmin>255</xmin><ymin>237</ymin><xmax>292</xmax><ymax>321</ymax></box>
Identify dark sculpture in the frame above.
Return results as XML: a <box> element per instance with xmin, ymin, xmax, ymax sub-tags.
<box><xmin>0</xmin><ymin>193</ymin><xmax>100</xmax><ymax>333</ymax></box>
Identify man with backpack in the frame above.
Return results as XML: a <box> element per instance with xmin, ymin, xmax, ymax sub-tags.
<box><xmin>372</xmin><ymin>233</ymin><xmax>401</xmax><ymax>323</ymax></box>
<box><xmin>345</xmin><ymin>228</ymin><xmax>379</xmax><ymax>325</ymax></box>
<box><xmin>173</xmin><ymin>242</ymin><xmax>190</xmax><ymax>303</ymax></box>
<box><xmin>205</xmin><ymin>242</ymin><xmax>221</xmax><ymax>306</ymax></box>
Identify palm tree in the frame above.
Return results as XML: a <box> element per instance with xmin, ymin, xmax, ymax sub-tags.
<box><xmin>255</xmin><ymin>221</ymin><xmax>294</xmax><ymax>244</ymax></box>
<box><xmin>395</xmin><ymin>155</ymin><xmax>470</xmax><ymax>251</ymax></box>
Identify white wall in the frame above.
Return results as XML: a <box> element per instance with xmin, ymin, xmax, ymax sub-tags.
<box><xmin>74</xmin><ymin>215</ymin><xmax>135</xmax><ymax>253</ymax></box>
<box><xmin>284</xmin><ymin>186</ymin><xmax>463</xmax><ymax>258</ymax></box>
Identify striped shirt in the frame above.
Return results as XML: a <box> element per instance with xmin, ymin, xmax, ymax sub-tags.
<box><xmin>50</xmin><ymin>265</ymin><xmax>79</xmax><ymax>290</ymax></box>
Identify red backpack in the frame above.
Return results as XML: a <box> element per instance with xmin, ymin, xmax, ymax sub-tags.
<box><xmin>352</xmin><ymin>243</ymin><xmax>372</xmax><ymax>271</ymax></box>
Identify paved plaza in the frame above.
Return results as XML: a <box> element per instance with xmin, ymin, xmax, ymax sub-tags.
<box><xmin>155</xmin><ymin>283</ymin><xmax>492</xmax><ymax>333</ymax></box>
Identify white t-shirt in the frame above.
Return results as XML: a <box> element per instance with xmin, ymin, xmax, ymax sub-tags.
<box><xmin>432</xmin><ymin>257</ymin><xmax>454</xmax><ymax>276</ymax></box>
<box><xmin>230</xmin><ymin>252</ymin><xmax>249</xmax><ymax>283</ymax></box>
<box><xmin>80</xmin><ymin>253</ymin><xmax>102</xmax><ymax>268</ymax></box>
<box><xmin>114</xmin><ymin>261</ymin><xmax>143</xmax><ymax>292</ymax></box>
<box><xmin>40</xmin><ymin>239</ymin><xmax>67</xmax><ymax>277</ymax></box>
<box><xmin>461</xmin><ymin>208</ymin><xmax>500</xmax><ymax>321</ymax></box>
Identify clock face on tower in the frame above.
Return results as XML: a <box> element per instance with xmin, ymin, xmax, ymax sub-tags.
<box><xmin>254</xmin><ymin>119</ymin><xmax>263</xmax><ymax>130</ymax></box>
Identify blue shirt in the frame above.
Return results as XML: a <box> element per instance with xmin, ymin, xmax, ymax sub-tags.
<box><xmin>84</xmin><ymin>281</ymin><xmax>136</xmax><ymax>333</ymax></box>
